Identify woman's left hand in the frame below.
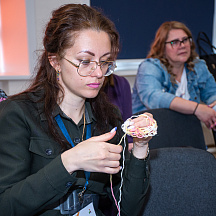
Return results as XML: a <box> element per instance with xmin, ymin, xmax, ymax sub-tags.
<box><xmin>130</xmin><ymin>113</ymin><xmax>155</xmax><ymax>159</ymax></box>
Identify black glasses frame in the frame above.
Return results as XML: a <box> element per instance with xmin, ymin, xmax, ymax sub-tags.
<box><xmin>165</xmin><ymin>37</ymin><xmax>192</xmax><ymax>48</ymax></box>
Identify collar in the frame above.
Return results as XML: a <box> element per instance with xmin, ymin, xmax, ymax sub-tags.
<box><xmin>40</xmin><ymin>100</ymin><xmax>95</xmax><ymax>125</ymax></box>
<box><xmin>27</xmin><ymin>91</ymin><xmax>96</xmax><ymax>123</ymax></box>
<box><xmin>54</xmin><ymin>101</ymin><xmax>95</xmax><ymax>124</ymax></box>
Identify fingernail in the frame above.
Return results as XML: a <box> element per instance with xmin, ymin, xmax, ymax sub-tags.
<box><xmin>110</xmin><ymin>127</ymin><xmax>117</xmax><ymax>133</ymax></box>
<box><xmin>129</xmin><ymin>121</ymin><xmax>134</xmax><ymax>125</ymax></box>
<box><xmin>119</xmin><ymin>166</ymin><xmax>122</xmax><ymax>170</ymax></box>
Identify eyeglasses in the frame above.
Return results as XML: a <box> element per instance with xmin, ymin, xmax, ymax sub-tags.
<box><xmin>165</xmin><ymin>37</ymin><xmax>192</xmax><ymax>48</ymax></box>
<box><xmin>62</xmin><ymin>57</ymin><xmax>116</xmax><ymax>77</ymax></box>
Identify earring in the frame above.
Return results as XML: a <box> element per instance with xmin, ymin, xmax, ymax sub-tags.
<box><xmin>56</xmin><ymin>70</ymin><xmax>60</xmax><ymax>81</ymax></box>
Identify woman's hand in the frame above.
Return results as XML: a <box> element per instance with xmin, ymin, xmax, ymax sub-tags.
<box><xmin>208</xmin><ymin>101</ymin><xmax>216</xmax><ymax>109</ymax></box>
<box><xmin>194</xmin><ymin>103</ymin><xmax>216</xmax><ymax>129</ymax></box>
<box><xmin>61</xmin><ymin>129</ymin><xmax>122</xmax><ymax>175</ymax></box>
<box><xmin>170</xmin><ymin>97</ymin><xmax>216</xmax><ymax>129</ymax></box>
<box><xmin>131</xmin><ymin>113</ymin><xmax>155</xmax><ymax>159</ymax></box>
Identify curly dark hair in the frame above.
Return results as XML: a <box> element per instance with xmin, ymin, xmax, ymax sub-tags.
<box><xmin>147</xmin><ymin>21</ymin><xmax>198</xmax><ymax>83</ymax></box>
<box><xmin>12</xmin><ymin>4</ymin><xmax>121</xmax><ymax>150</ymax></box>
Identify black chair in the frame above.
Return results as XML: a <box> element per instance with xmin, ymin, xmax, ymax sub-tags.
<box><xmin>136</xmin><ymin>108</ymin><xmax>206</xmax><ymax>150</ymax></box>
<box><xmin>140</xmin><ymin>147</ymin><xmax>216</xmax><ymax>216</ymax></box>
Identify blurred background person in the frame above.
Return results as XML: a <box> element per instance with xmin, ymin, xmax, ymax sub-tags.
<box><xmin>132</xmin><ymin>21</ymin><xmax>216</xmax><ymax>131</ymax></box>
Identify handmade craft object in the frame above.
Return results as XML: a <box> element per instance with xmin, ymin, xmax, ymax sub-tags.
<box><xmin>121</xmin><ymin>114</ymin><xmax>158</xmax><ymax>138</ymax></box>
<box><xmin>111</xmin><ymin>113</ymin><xmax>158</xmax><ymax>216</ymax></box>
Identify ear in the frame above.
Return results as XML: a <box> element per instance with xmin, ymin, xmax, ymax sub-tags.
<box><xmin>48</xmin><ymin>55</ymin><xmax>61</xmax><ymax>71</ymax></box>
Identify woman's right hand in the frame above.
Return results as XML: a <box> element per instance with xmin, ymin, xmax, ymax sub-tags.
<box><xmin>61</xmin><ymin>128</ymin><xmax>123</xmax><ymax>175</ymax></box>
<box><xmin>194</xmin><ymin>103</ymin><xmax>216</xmax><ymax>129</ymax></box>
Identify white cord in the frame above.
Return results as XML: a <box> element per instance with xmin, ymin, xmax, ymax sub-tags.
<box><xmin>117</xmin><ymin>134</ymin><xmax>127</xmax><ymax>216</ymax></box>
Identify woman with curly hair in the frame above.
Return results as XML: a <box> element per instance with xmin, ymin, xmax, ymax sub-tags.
<box><xmin>132</xmin><ymin>21</ymin><xmax>216</xmax><ymax>130</ymax></box>
<box><xmin>0</xmin><ymin>4</ymin><xmax>152</xmax><ymax>216</ymax></box>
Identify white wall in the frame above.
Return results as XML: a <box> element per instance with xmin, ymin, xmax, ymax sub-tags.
<box><xmin>0</xmin><ymin>0</ymin><xmax>90</xmax><ymax>95</ymax></box>
<box><xmin>0</xmin><ymin>0</ymin><xmax>139</xmax><ymax>96</ymax></box>
<box><xmin>1</xmin><ymin>0</ymin><xmax>216</xmax><ymax>95</ymax></box>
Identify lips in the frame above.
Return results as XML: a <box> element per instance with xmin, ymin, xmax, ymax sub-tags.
<box><xmin>87</xmin><ymin>83</ymin><xmax>101</xmax><ymax>88</ymax></box>
<box><xmin>178</xmin><ymin>51</ymin><xmax>187</xmax><ymax>55</ymax></box>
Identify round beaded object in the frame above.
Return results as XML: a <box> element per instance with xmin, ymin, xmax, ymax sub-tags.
<box><xmin>121</xmin><ymin>114</ymin><xmax>158</xmax><ymax>138</ymax></box>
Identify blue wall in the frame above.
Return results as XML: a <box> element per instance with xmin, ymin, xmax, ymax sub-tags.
<box><xmin>91</xmin><ymin>0</ymin><xmax>214</xmax><ymax>59</ymax></box>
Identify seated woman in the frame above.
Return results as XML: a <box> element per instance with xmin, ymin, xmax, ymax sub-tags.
<box><xmin>132</xmin><ymin>21</ymin><xmax>216</xmax><ymax>130</ymax></box>
<box><xmin>0</xmin><ymin>4</ymin><xmax>153</xmax><ymax>216</ymax></box>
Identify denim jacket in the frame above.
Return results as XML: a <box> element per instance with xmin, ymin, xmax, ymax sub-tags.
<box><xmin>132</xmin><ymin>58</ymin><xmax>216</xmax><ymax>113</ymax></box>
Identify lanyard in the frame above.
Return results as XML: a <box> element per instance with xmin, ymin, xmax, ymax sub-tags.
<box><xmin>55</xmin><ymin>114</ymin><xmax>91</xmax><ymax>191</ymax></box>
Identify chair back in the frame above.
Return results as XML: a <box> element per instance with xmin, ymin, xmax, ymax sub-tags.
<box><xmin>140</xmin><ymin>147</ymin><xmax>216</xmax><ymax>216</ymax></box>
<box><xmin>136</xmin><ymin>108</ymin><xmax>206</xmax><ymax>150</ymax></box>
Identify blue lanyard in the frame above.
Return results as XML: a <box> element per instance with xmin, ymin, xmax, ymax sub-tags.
<box><xmin>55</xmin><ymin>114</ymin><xmax>91</xmax><ymax>190</ymax></box>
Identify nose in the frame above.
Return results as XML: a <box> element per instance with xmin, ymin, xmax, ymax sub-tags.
<box><xmin>179</xmin><ymin>41</ymin><xmax>186</xmax><ymax>47</ymax></box>
<box><xmin>90</xmin><ymin>64</ymin><xmax>103</xmax><ymax>78</ymax></box>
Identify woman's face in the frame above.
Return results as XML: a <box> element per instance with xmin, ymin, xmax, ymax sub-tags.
<box><xmin>58</xmin><ymin>29</ymin><xmax>111</xmax><ymax>101</ymax></box>
<box><xmin>164</xmin><ymin>29</ymin><xmax>191</xmax><ymax>66</ymax></box>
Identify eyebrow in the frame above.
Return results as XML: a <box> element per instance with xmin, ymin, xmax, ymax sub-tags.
<box><xmin>170</xmin><ymin>36</ymin><xmax>188</xmax><ymax>41</ymax></box>
<box><xmin>77</xmin><ymin>50</ymin><xmax>111</xmax><ymax>57</ymax></box>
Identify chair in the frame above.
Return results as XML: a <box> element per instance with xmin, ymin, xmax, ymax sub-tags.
<box><xmin>140</xmin><ymin>147</ymin><xmax>216</xmax><ymax>216</ymax></box>
<box><xmin>136</xmin><ymin>108</ymin><xmax>206</xmax><ymax>150</ymax></box>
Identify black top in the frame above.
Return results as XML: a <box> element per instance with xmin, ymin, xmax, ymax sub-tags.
<box><xmin>0</xmin><ymin>92</ymin><xmax>149</xmax><ymax>216</ymax></box>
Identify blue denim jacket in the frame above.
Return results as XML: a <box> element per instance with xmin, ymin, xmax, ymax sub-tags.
<box><xmin>132</xmin><ymin>58</ymin><xmax>216</xmax><ymax>113</ymax></box>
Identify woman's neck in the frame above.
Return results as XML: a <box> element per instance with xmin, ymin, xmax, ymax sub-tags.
<box><xmin>59</xmin><ymin>97</ymin><xmax>85</xmax><ymax>124</ymax></box>
<box><xmin>172</xmin><ymin>64</ymin><xmax>185</xmax><ymax>82</ymax></box>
